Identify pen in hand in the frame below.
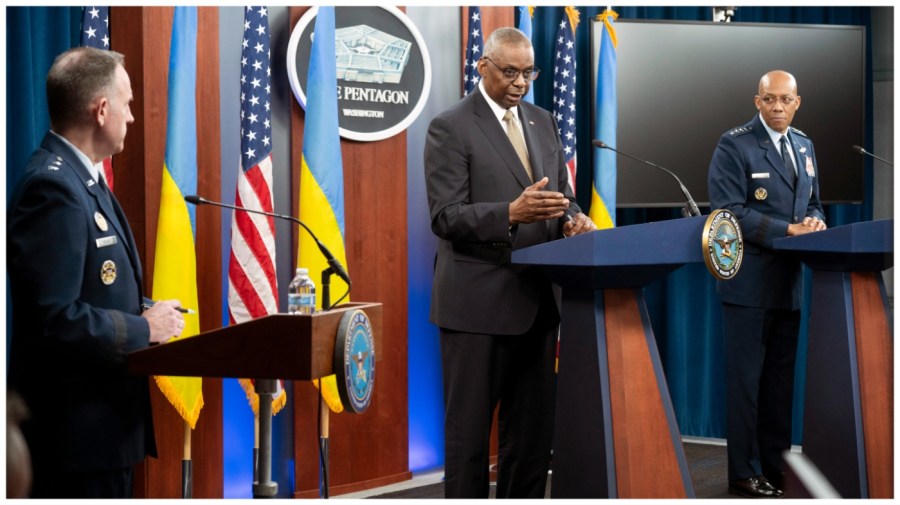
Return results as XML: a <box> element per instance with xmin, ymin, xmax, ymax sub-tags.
<box><xmin>141</xmin><ymin>302</ymin><xmax>197</xmax><ymax>314</ymax></box>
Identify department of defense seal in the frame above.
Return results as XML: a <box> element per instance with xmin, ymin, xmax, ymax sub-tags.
<box><xmin>100</xmin><ymin>260</ymin><xmax>117</xmax><ymax>285</ymax></box>
<box><xmin>754</xmin><ymin>187</ymin><xmax>768</xmax><ymax>201</ymax></box>
<box><xmin>702</xmin><ymin>209</ymin><xmax>743</xmax><ymax>280</ymax></box>
<box><xmin>334</xmin><ymin>309</ymin><xmax>376</xmax><ymax>413</ymax></box>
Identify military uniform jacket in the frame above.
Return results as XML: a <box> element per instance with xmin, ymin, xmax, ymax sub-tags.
<box><xmin>708</xmin><ymin>115</ymin><xmax>825</xmax><ymax>310</ymax></box>
<box><xmin>424</xmin><ymin>88</ymin><xmax>580</xmax><ymax>335</ymax></box>
<box><xmin>7</xmin><ymin>132</ymin><xmax>156</xmax><ymax>472</ymax></box>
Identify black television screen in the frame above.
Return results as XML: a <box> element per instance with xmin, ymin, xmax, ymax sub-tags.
<box><xmin>591</xmin><ymin>19</ymin><xmax>865</xmax><ymax>207</ymax></box>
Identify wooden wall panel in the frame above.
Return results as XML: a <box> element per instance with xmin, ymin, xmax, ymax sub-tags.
<box><xmin>289</xmin><ymin>6</ymin><xmax>410</xmax><ymax>498</ymax></box>
<box><xmin>113</xmin><ymin>6</ymin><xmax>223</xmax><ymax>498</ymax></box>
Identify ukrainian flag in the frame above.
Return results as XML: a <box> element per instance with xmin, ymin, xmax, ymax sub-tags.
<box><xmin>298</xmin><ymin>6</ymin><xmax>348</xmax><ymax>414</ymax></box>
<box><xmin>590</xmin><ymin>9</ymin><xmax>618</xmax><ymax>229</ymax></box>
<box><xmin>152</xmin><ymin>6</ymin><xmax>203</xmax><ymax>428</ymax></box>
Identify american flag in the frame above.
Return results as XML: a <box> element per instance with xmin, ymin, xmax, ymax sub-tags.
<box><xmin>81</xmin><ymin>6</ymin><xmax>115</xmax><ymax>190</ymax></box>
<box><xmin>553</xmin><ymin>8</ymin><xmax>579</xmax><ymax>194</ymax></box>
<box><xmin>463</xmin><ymin>6</ymin><xmax>483</xmax><ymax>96</ymax></box>
<box><xmin>229</xmin><ymin>6</ymin><xmax>285</xmax><ymax>415</ymax></box>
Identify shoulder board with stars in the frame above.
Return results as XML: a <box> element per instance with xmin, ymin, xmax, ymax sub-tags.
<box><xmin>728</xmin><ymin>125</ymin><xmax>753</xmax><ymax>137</ymax></box>
<box><xmin>46</xmin><ymin>155</ymin><xmax>64</xmax><ymax>171</ymax></box>
<box><xmin>789</xmin><ymin>126</ymin><xmax>808</xmax><ymax>138</ymax></box>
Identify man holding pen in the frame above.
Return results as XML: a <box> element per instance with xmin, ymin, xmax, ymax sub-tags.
<box><xmin>8</xmin><ymin>47</ymin><xmax>186</xmax><ymax>498</ymax></box>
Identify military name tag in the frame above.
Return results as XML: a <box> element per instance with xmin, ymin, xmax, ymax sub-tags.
<box><xmin>702</xmin><ymin>209</ymin><xmax>743</xmax><ymax>281</ymax></box>
<box><xmin>751</xmin><ymin>172</ymin><xmax>770</xmax><ymax>179</ymax></box>
<box><xmin>96</xmin><ymin>235</ymin><xmax>118</xmax><ymax>248</ymax></box>
<box><xmin>100</xmin><ymin>260</ymin><xmax>117</xmax><ymax>285</ymax></box>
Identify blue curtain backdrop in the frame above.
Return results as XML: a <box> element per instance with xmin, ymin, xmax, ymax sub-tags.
<box><xmin>6</xmin><ymin>6</ymin><xmax>82</xmax><ymax>359</ymax></box>
<box><xmin>523</xmin><ymin>6</ymin><xmax>873</xmax><ymax>444</ymax></box>
<box><xmin>6</xmin><ymin>7</ymin><xmax>82</xmax><ymax>200</ymax></box>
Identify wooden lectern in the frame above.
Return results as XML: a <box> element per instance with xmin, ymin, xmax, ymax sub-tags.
<box><xmin>128</xmin><ymin>302</ymin><xmax>382</xmax><ymax>498</ymax></box>
<box><xmin>774</xmin><ymin>219</ymin><xmax>893</xmax><ymax>498</ymax></box>
<box><xmin>512</xmin><ymin>216</ymin><xmax>707</xmax><ymax>498</ymax></box>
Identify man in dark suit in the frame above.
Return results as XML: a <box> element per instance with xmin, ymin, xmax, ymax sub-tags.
<box><xmin>708</xmin><ymin>70</ymin><xmax>826</xmax><ymax>498</ymax></box>
<box><xmin>7</xmin><ymin>46</ymin><xmax>185</xmax><ymax>498</ymax></box>
<box><xmin>424</xmin><ymin>27</ymin><xmax>595</xmax><ymax>498</ymax></box>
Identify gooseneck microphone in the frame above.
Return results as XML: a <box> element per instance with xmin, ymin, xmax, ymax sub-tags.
<box><xmin>185</xmin><ymin>195</ymin><xmax>351</xmax><ymax>310</ymax></box>
<box><xmin>852</xmin><ymin>145</ymin><xmax>893</xmax><ymax>167</ymax></box>
<box><xmin>592</xmin><ymin>140</ymin><xmax>701</xmax><ymax>217</ymax></box>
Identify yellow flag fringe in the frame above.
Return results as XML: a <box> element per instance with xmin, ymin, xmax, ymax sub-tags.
<box><xmin>154</xmin><ymin>376</ymin><xmax>204</xmax><ymax>429</ymax></box>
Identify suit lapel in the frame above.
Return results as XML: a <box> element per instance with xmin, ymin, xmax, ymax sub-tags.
<box><xmin>471</xmin><ymin>90</ymin><xmax>534</xmax><ymax>188</ymax></box>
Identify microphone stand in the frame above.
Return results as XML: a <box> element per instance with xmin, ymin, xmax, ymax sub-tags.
<box><xmin>593</xmin><ymin>140</ymin><xmax>701</xmax><ymax>217</ymax></box>
<box><xmin>185</xmin><ymin>195</ymin><xmax>348</xmax><ymax>499</ymax></box>
<box><xmin>853</xmin><ymin>145</ymin><xmax>894</xmax><ymax>167</ymax></box>
<box><xmin>184</xmin><ymin>195</ymin><xmax>351</xmax><ymax>310</ymax></box>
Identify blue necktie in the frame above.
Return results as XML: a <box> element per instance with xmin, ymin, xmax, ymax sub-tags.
<box><xmin>780</xmin><ymin>135</ymin><xmax>797</xmax><ymax>187</ymax></box>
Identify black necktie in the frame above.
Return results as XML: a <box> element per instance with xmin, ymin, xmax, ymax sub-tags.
<box><xmin>780</xmin><ymin>135</ymin><xmax>797</xmax><ymax>187</ymax></box>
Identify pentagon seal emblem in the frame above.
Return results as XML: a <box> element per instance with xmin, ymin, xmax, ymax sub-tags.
<box><xmin>702</xmin><ymin>209</ymin><xmax>743</xmax><ymax>280</ymax></box>
<box><xmin>754</xmin><ymin>187</ymin><xmax>768</xmax><ymax>201</ymax></box>
<box><xmin>334</xmin><ymin>309</ymin><xmax>376</xmax><ymax>413</ymax></box>
<box><xmin>100</xmin><ymin>259</ymin><xmax>117</xmax><ymax>285</ymax></box>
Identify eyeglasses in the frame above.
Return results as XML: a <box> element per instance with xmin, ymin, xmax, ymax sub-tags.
<box><xmin>483</xmin><ymin>57</ymin><xmax>540</xmax><ymax>82</ymax></box>
<box><xmin>759</xmin><ymin>95</ymin><xmax>797</xmax><ymax>106</ymax></box>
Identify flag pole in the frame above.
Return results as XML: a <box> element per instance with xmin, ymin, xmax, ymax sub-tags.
<box><xmin>253</xmin><ymin>414</ymin><xmax>260</xmax><ymax>484</ymax></box>
<box><xmin>319</xmin><ymin>392</ymin><xmax>330</xmax><ymax>498</ymax></box>
<box><xmin>182</xmin><ymin>422</ymin><xmax>192</xmax><ymax>498</ymax></box>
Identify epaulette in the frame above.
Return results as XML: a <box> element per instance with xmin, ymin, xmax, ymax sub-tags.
<box><xmin>789</xmin><ymin>126</ymin><xmax>808</xmax><ymax>138</ymax></box>
<box><xmin>45</xmin><ymin>155</ymin><xmax>64</xmax><ymax>172</ymax></box>
<box><xmin>728</xmin><ymin>125</ymin><xmax>752</xmax><ymax>137</ymax></box>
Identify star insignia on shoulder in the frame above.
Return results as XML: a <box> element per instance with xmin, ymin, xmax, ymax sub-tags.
<box><xmin>728</xmin><ymin>125</ymin><xmax>752</xmax><ymax>137</ymax></box>
<box><xmin>789</xmin><ymin>126</ymin><xmax>808</xmax><ymax>138</ymax></box>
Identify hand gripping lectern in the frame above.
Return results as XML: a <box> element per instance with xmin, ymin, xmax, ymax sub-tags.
<box><xmin>128</xmin><ymin>302</ymin><xmax>382</xmax><ymax>498</ymax></box>
<box><xmin>513</xmin><ymin>216</ymin><xmax>710</xmax><ymax>498</ymax></box>
<box><xmin>774</xmin><ymin>219</ymin><xmax>893</xmax><ymax>498</ymax></box>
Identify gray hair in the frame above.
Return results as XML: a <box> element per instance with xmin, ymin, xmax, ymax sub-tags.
<box><xmin>483</xmin><ymin>27</ymin><xmax>532</xmax><ymax>60</ymax></box>
<box><xmin>46</xmin><ymin>46</ymin><xmax>125</xmax><ymax>130</ymax></box>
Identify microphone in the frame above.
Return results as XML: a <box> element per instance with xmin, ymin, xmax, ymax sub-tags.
<box><xmin>592</xmin><ymin>140</ymin><xmax>701</xmax><ymax>217</ymax></box>
<box><xmin>852</xmin><ymin>145</ymin><xmax>893</xmax><ymax>166</ymax></box>
<box><xmin>185</xmin><ymin>195</ymin><xmax>351</xmax><ymax>309</ymax></box>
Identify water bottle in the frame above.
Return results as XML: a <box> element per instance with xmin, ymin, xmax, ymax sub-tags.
<box><xmin>287</xmin><ymin>268</ymin><xmax>316</xmax><ymax>315</ymax></box>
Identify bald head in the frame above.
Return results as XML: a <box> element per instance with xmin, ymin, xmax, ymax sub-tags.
<box><xmin>758</xmin><ymin>70</ymin><xmax>798</xmax><ymax>96</ymax></box>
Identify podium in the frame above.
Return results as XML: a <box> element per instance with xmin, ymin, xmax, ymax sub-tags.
<box><xmin>128</xmin><ymin>302</ymin><xmax>382</xmax><ymax>497</ymax></box>
<box><xmin>774</xmin><ymin>219</ymin><xmax>893</xmax><ymax>498</ymax></box>
<box><xmin>512</xmin><ymin>216</ymin><xmax>707</xmax><ymax>498</ymax></box>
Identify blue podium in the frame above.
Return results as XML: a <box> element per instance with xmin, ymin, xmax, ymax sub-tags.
<box><xmin>513</xmin><ymin>216</ymin><xmax>706</xmax><ymax>498</ymax></box>
<box><xmin>774</xmin><ymin>219</ymin><xmax>893</xmax><ymax>498</ymax></box>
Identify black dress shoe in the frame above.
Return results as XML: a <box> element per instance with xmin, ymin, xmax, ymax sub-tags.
<box><xmin>728</xmin><ymin>476</ymin><xmax>784</xmax><ymax>498</ymax></box>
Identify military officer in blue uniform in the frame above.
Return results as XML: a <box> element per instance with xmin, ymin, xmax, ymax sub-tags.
<box><xmin>7</xmin><ymin>47</ymin><xmax>185</xmax><ymax>498</ymax></box>
<box><xmin>708</xmin><ymin>70</ymin><xmax>827</xmax><ymax>498</ymax></box>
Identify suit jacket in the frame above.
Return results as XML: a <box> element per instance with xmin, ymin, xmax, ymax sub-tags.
<box><xmin>424</xmin><ymin>88</ymin><xmax>580</xmax><ymax>335</ymax></box>
<box><xmin>8</xmin><ymin>132</ymin><xmax>156</xmax><ymax>473</ymax></box>
<box><xmin>708</xmin><ymin>115</ymin><xmax>825</xmax><ymax>310</ymax></box>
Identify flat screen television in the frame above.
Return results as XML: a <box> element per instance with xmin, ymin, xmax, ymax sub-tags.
<box><xmin>591</xmin><ymin>19</ymin><xmax>866</xmax><ymax>207</ymax></box>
